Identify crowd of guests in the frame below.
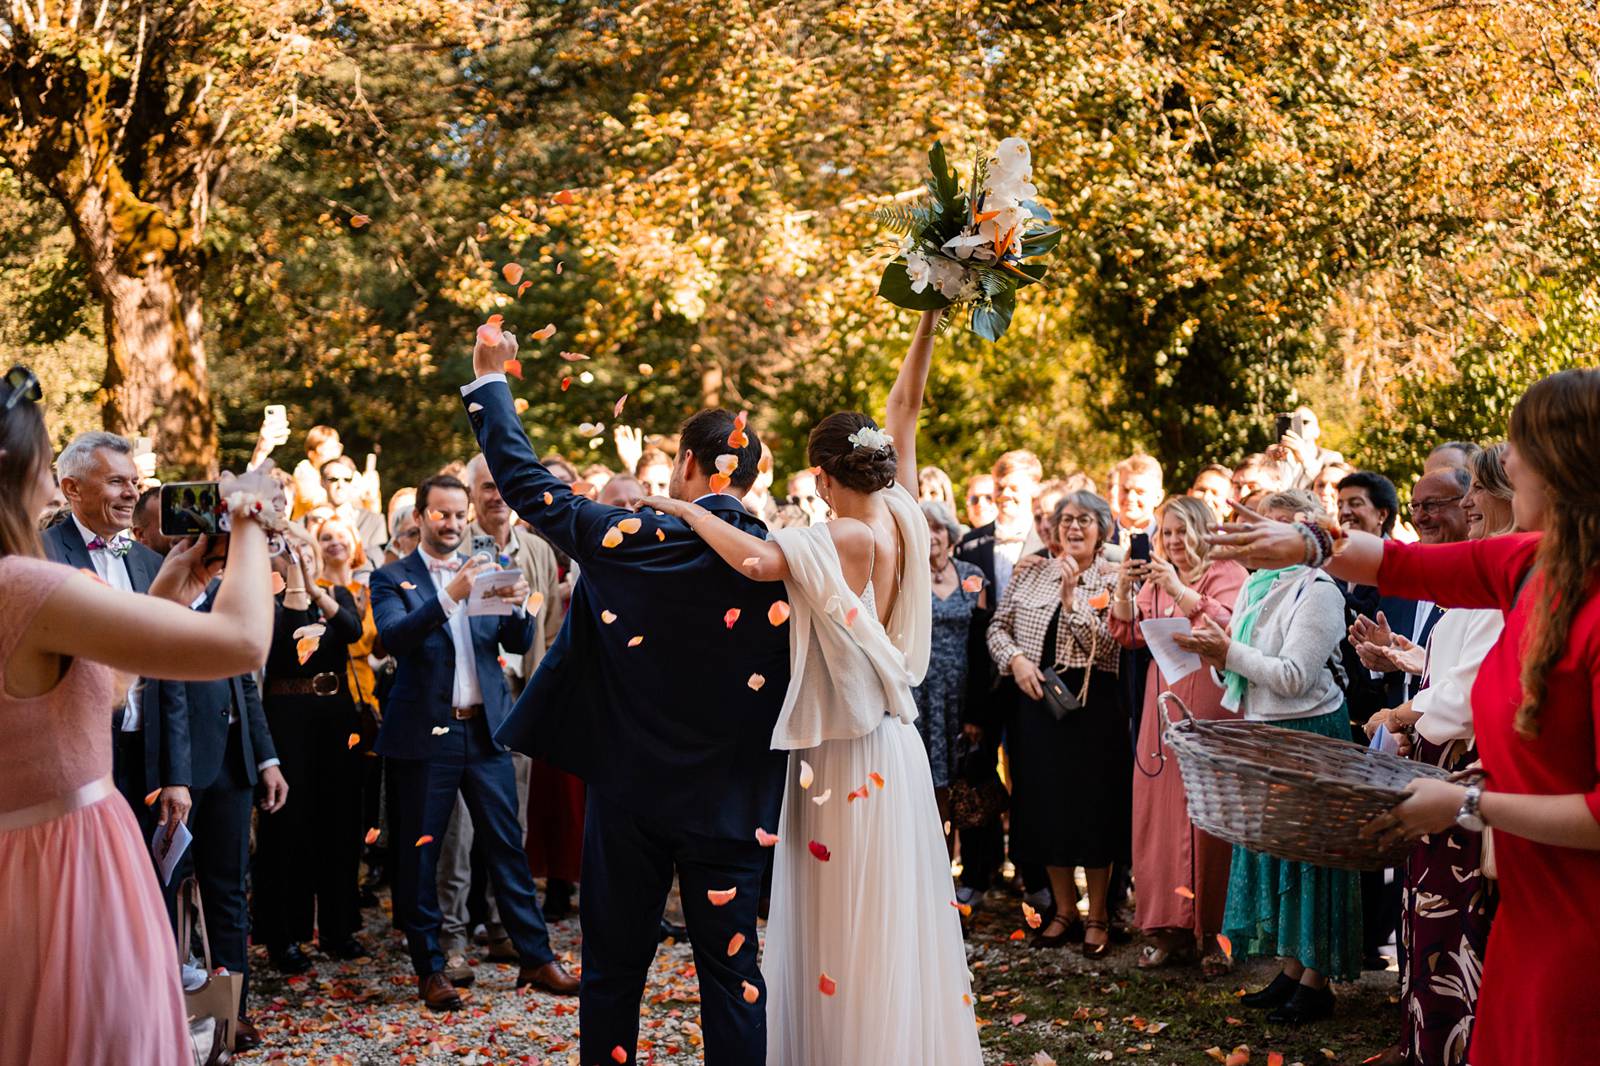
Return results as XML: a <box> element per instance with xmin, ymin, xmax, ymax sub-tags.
<box><xmin>13</xmin><ymin>377</ymin><xmax>1600</xmax><ymax>1066</ymax></box>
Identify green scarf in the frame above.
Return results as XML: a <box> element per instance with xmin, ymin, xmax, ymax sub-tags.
<box><xmin>1219</xmin><ymin>565</ymin><xmax>1302</xmax><ymax>712</ymax></box>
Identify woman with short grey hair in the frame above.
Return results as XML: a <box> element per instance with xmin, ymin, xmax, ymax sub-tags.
<box><xmin>987</xmin><ymin>490</ymin><xmax>1127</xmax><ymax>956</ymax></box>
<box><xmin>912</xmin><ymin>499</ymin><xmax>988</xmax><ymax>841</ymax></box>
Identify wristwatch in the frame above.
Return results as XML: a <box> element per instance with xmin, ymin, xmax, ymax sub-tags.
<box><xmin>1455</xmin><ymin>784</ymin><xmax>1486</xmax><ymax>832</ymax></box>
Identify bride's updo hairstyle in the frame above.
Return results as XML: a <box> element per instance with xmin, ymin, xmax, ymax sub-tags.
<box><xmin>808</xmin><ymin>412</ymin><xmax>897</xmax><ymax>494</ymax></box>
<box><xmin>0</xmin><ymin>366</ymin><xmax>49</xmax><ymax>559</ymax></box>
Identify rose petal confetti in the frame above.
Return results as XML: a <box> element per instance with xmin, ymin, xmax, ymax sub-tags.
<box><xmin>502</xmin><ymin>263</ymin><xmax>524</xmax><ymax>286</ymax></box>
<box><xmin>431</xmin><ymin>726</ymin><xmax>449</xmax><ymax>736</ymax></box>
<box><xmin>601</xmin><ymin>610</ymin><xmax>617</xmax><ymax>624</ymax></box>
<box><xmin>1022</xmin><ymin>901</ymin><xmax>1043</xmax><ymax>928</ymax></box>
<box><xmin>726</xmin><ymin>932</ymin><xmax>746</xmax><ymax>956</ymax></box>
<box><xmin>347</xmin><ymin>732</ymin><xmax>361</xmax><ymax>749</ymax></box>
<box><xmin>798</xmin><ymin>760</ymin><xmax>814</xmax><ymax>789</ymax></box>
<box><xmin>400</xmin><ymin>580</ymin><xmax>417</xmax><ymax>590</ymax></box>
<box><xmin>817</xmin><ymin>973</ymin><xmax>836</xmax><ymax>997</ymax></box>
<box><xmin>724</xmin><ymin>608</ymin><xmax>742</xmax><ymax>628</ymax></box>
<box><xmin>1217</xmin><ymin>933</ymin><xmax>1233</xmax><ymax>958</ymax></box>
<box><xmin>808</xmin><ymin>840</ymin><xmax>831</xmax><ymax>862</ymax></box>
<box><xmin>1008</xmin><ymin>929</ymin><xmax>1026</xmax><ymax>941</ymax></box>
<box><xmin>552</xmin><ymin>189</ymin><xmax>578</xmax><ymax>205</ymax></box>
<box><xmin>514</xmin><ymin>396</ymin><xmax>530</xmax><ymax>413</ymax></box>
<box><xmin>144</xmin><ymin>788</ymin><xmax>161</xmax><ymax>807</ymax></box>
<box><xmin>415</xmin><ymin>835</ymin><xmax>435</xmax><ymax>847</ymax></box>
<box><xmin>951</xmin><ymin>900</ymin><xmax>973</xmax><ymax>917</ymax></box>
<box><xmin>503</xmin><ymin>358</ymin><xmax>523</xmax><ymax>379</ymax></box>
<box><xmin>614</xmin><ymin>394</ymin><xmax>628</xmax><ymax>417</ymax></box>
<box><xmin>1267</xmin><ymin>1054</ymin><xmax>1285</xmax><ymax>1066</ymax></box>
<box><xmin>531</xmin><ymin>323</ymin><xmax>556</xmax><ymax>341</ymax></box>
<box><xmin>846</xmin><ymin>785</ymin><xmax>869</xmax><ymax>803</ymax></box>
<box><xmin>768</xmin><ymin>600</ymin><xmax>791</xmax><ymax>626</ymax></box>
<box><xmin>468</xmin><ymin>402</ymin><xmax>484</xmax><ymax>413</ymax></box>
<box><xmin>627</xmin><ymin>635</ymin><xmax>644</xmax><ymax>647</ymax></box>
<box><xmin>707</xmin><ymin>887</ymin><xmax>737</xmax><ymax>906</ymax></box>
<box><xmin>543</xmin><ymin>491</ymin><xmax>554</xmax><ymax>505</ymax></box>
<box><xmin>517</xmin><ymin>280</ymin><xmax>533</xmax><ymax>297</ymax></box>
<box><xmin>755</xmin><ymin>828</ymin><xmax>780</xmax><ymax>847</ymax></box>
<box><xmin>868</xmin><ymin>771</ymin><xmax>885</xmax><ymax>789</ymax></box>
<box><xmin>578</xmin><ymin>422</ymin><xmax>605</xmax><ymax>438</ymax></box>
<box><xmin>715</xmin><ymin>454</ymin><xmax>739</xmax><ymax>476</ymax></box>
<box><xmin>727</xmin><ymin>410</ymin><xmax>750</xmax><ymax>449</ymax></box>
<box><xmin>741</xmin><ymin>980</ymin><xmax>760</xmax><ymax>1003</ymax></box>
<box><xmin>561</xmin><ymin>377</ymin><xmax>571</xmax><ymax>391</ymax></box>
<box><xmin>1087</xmin><ymin>589</ymin><xmax>1111</xmax><ymax>610</ymax></box>
<box><xmin>559</xmin><ymin>350</ymin><xmax>590</xmax><ymax>362</ymax></box>
<box><xmin>747</xmin><ymin>673</ymin><xmax>766</xmax><ymax>691</ymax></box>
<box><xmin>476</xmin><ymin>313</ymin><xmax>505</xmax><ymax>346</ymax></box>
<box><xmin>556</xmin><ymin>260</ymin><xmax>565</xmax><ymax>274</ymax></box>
<box><xmin>350</xmin><ymin>214</ymin><xmax>370</xmax><ymax>228</ymax></box>
<box><xmin>610</xmin><ymin>1047</ymin><xmax>628</xmax><ymax>1065</ymax></box>
<box><xmin>364</xmin><ymin>827</ymin><xmax>380</xmax><ymax>845</ymax></box>
<box><xmin>1174</xmin><ymin>886</ymin><xmax>1196</xmax><ymax>899</ymax></box>
<box><xmin>962</xmin><ymin>574</ymin><xmax>984</xmax><ymax>593</ymax></box>
<box><xmin>525</xmin><ymin>591</ymin><xmax>546</xmax><ymax>615</ymax></box>
<box><xmin>602</xmin><ymin>527</ymin><xmax>624</xmax><ymax>548</ymax></box>
<box><xmin>656</xmin><ymin>528</ymin><xmax>666</xmax><ymax>541</ymax></box>
<box><xmin>810</xmin><ymin>789</ymin><xmax>832</xmax><ymax>805</ymax></box>
<box><xmin>844</xmin><ymin>606</ymin><xmax>860</xmax><ymax>627</ymax></box>
<box><xmin>709</xmin><ymin>473</ymin><xmax>732</xmax><ymax>493</ymax></box>
<box><xmin>618</xmin><ymin>517</ymin><xmax>643</xmax><ymax>535</ymax></box>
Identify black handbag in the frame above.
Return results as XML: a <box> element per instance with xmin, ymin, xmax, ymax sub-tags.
<box><xmin>1037</xmin><ymin>604</ymin><xmax>1097</xmax><ymax>721</ymax></box>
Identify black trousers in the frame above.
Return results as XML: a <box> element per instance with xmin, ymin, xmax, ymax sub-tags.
<box><xmin>253</xmin><ymin>698</ymin><xmax>364</xmax><ymax>948</ymax></box>
<box><xmin>176</xmin><ymin>724</ymin><xmax>258</xmax><ymax>1010</ymax></box>
<box><xmin>111</xmin><ymin>724</ymin><xmax>159</xmax><ymax>843</ymax></box>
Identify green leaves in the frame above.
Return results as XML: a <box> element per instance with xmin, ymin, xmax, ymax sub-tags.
<box><xmin>878</xmin><ymin>260</ymin><xmax>952</xmax><ymax>311</ymax></box>
<box><xmin>969</xmin><ymin>286</ymin><xmax>1016</xmax><ymax>342</ymax></box>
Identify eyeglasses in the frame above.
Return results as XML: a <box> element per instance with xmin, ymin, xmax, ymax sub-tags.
<box><xmin>2</xmin><ymin>366</ymin><xmax>42</xmax><ymax>412</ymax></box>
<box><xmin>1412</xmin><ymin>496</ymin><xmax>1465</xmax><ymax>517</ymax></box>
<box><xmin>1059</xmin><ymin>514</ymin><xmax>1098</xmax><ymax>528</ymax></box>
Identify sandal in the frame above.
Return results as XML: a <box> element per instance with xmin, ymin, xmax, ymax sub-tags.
<box><xmin>1138</xmin><ymin>940</ymin><xmax>1198</xmax><ymax>970</ymax></box>
<box><xmin>1082</xmin><ymin>918</ymin><xmax>1111</xmax><ymax>959</ymax></box>
<box><xmin>1032</xmin><ymin>915</ymin><xmax>1082</xmax><ymax>949</ymax></box>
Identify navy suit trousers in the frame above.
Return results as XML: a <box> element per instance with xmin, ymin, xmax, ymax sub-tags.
<box><xmin>580</xmin><ymin>790</ymin><xmax>769</xmax><ymax>1066</ymax></box>
<box><xmin>387</xmin><ymin>713</ymin><xmax>554</xmax><ymax>977</ymax></box>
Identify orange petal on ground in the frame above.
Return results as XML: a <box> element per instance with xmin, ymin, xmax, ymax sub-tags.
<box><xmin>552</xmin><ymin>189</ymin><xmax>578</xmax><ymax>205</ymax></box>
<box><xmin>1008</xmin><ymin>929</ymin><xmax>1026</xmax><ymax>941</ymax></box>
<box><xmin>656</xmin><ymin>529</ymin><xmax>665</xmax><ymax>541</ymax></box>
<box><xmin>715</xmin><ymin>454</ymin><xmax>739</xmax><ymax>476</ymax></box>
<box><xmin>707</xmin><ymin>887</ymin><xmax>738</xmax><ymax>906</ymax></box>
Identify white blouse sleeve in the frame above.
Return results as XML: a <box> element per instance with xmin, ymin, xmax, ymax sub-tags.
<box><xmin>1412</xmin><ymin>608</ymin><xmax>1504</xmax><ymax>745</ymax></box>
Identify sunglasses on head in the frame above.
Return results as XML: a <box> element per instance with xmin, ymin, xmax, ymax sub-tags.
<box><xmin>2</xmin><ymin>366</ymin><xmax>42</xmax><ymax>412</ymax></box>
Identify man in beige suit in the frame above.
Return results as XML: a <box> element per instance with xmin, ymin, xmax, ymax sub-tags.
<box><xmin>433</xmin><ymin>453</ymin><xmax>564</xmax><ymax>982</ymax></box>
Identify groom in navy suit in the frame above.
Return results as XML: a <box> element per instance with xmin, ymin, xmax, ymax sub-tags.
<box><xmin>462</xmin><ymin>332</ymin><xmax>790</xmax><ymax>1065</ymax></box>
<box><xmin>369</xmin><ymin>474</ymin><xmax>579</xmax><ymax>1011</ymax></box>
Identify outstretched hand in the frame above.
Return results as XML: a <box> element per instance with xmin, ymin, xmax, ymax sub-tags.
<box><xmin>641</xmin><ymin>495</ymin><xmax>696</xmax><ymax>522</ymax></box>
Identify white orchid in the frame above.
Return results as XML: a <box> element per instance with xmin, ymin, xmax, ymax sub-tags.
<box><xmin>928</xmin><ymin>257</ymin><xmax>969</xmax><ymax>299</ymax></box>
<box><xmin>904</xmin><ymin>249</ymin><xmax>934</xmax><ymax>293</ymax></box>
<box><xmin>941</xmin><ymin>231</ymin><xmax>993</xmax><ymax>261</ymax></box>
<box><xmin>846</xmin><ymin>426</ymin><xmax>895</xmax><ymax>452</ymax></box>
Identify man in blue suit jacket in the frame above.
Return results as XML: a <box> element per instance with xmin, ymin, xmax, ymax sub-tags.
<box><xmin>463</xmin><ymin>331</ymin><xmax>790</xmax><ymax>1066</ymax></box>
<box><xmin>369</xmin><ymin>473</ymin><xmax>578</xmax><ymax>1012</ymax></box>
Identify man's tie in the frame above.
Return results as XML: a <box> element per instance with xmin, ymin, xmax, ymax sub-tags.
<box><xmin>85</xmin><ymin>533</ymin><xmax>132</xmax><ymax>558</ymax></box>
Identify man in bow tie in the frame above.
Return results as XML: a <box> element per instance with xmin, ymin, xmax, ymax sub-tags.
<box><xmin>369</xmin><ymin>474</ymin><xmax>578</xmax><ymax>1012</ymax></box>
<box><xmin>44</xmin><ymin>432</ymin><xmax>188</xmax><ymax>841</ymax></box>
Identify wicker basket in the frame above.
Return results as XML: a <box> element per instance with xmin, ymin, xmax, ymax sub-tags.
<box><xmin>1159</xmin><ymin>693</ymin><xmax>1456</xmax><ymax>870</ymax></box>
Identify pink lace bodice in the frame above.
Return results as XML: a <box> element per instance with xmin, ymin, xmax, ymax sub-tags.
<box><xmin>0</xmin><ymin>556</ymin><xmax>117</xmax><ymax>811</ymax></box>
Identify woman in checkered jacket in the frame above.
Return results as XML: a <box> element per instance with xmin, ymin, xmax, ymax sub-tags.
<box><xmin>987</xmin><ymin>490</ymin><xmax>1128</xmax><ymax>958</ymax></box>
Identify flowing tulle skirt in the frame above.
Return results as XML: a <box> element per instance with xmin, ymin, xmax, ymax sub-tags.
<box><xmin>0</xmin><ymin>793</ymin><xmax>189</xmax><ymax>1065</ymax></box>
<box><xmin>764</xmin><ymin>715</ymin><xmax>982</xmax><ymax>1066</ymax></box>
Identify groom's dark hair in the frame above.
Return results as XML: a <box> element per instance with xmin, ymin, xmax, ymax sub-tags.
<box><xmin>679</xmin><ymin>409</ymin><xmax>762</xmax><ymax>490</ymax></box>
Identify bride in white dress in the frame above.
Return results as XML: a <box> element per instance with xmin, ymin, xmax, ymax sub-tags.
<box><xmin>644</xmin><ymin>309</ymin><xmax>982</xmax><ymax>1065</ymax></box>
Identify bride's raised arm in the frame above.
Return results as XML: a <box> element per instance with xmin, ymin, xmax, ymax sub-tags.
<box><xmin>883</xmin><ymin>309</ymin><xmax>940</xmax><ymax>493</ymax></box>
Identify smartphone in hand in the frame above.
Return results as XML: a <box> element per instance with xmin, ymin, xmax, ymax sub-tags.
<box><xmin>160</xmin><ymin>481</ymin><xmax>224</xmax><ymax>537</ymax></box>
<box><xmin>1129</xmin><ymin>531</ymin><xmax>1152</xmax><ymax>562</ymax></box>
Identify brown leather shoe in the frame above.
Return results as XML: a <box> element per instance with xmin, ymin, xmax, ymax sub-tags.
<box><xmin>419</xmin><ymin>971</ymin><xmax>464</xmax><ymax>1012</ymax></box>
<box><xmin>234</xmin><ymin>1016</ymin><xmax>261</xmax><ymax>1052</ymax></box>
<box><xmin>516</xmin><ymin>960</ymin><xmax>579</xmax><ymax>995</ymax></box>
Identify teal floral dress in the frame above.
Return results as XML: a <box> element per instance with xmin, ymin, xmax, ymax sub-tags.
<box><xmin>911</xmin><ymin>559</ymin><xmax>984</xmax><ymax>789</ymax></box>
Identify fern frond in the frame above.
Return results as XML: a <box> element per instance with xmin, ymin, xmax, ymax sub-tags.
<box><xmin>874</xmin><ymin>198</ymin><xmax>933</xmax><ymax>236</ymax></box>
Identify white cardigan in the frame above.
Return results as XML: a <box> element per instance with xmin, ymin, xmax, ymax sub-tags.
<box><xmin>1412</xmin><ymin>607</ymin><xmax>1502</xmax><ymax>745</ymax></box>
<box><xmin>766</xmin><ymin>483</ymin><xmax>931</xmax><ymax>751</ymax></box>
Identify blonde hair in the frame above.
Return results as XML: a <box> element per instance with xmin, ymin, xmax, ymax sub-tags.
<box><xmin>313</xmin><ymin>515</ymin><xmax>368</xmax><ymax>573</ymax></box>
<box><xmin>1155</xmin><ymin>495</ymin><xmax>1215</xmax><ymax>582</ymax></box>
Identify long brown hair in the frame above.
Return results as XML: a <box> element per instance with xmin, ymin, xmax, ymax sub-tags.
<box><xmin>0</xmin><ymin>374</ymin><xmax>50</xmax><ymax>560</ymax></box>
<box><xmin>1508</xmin><ymin>369</ymin><xmax>1600</xmax><ymax>737</ymax></box>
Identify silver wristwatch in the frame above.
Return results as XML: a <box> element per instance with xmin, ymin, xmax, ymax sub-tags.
<box><xmin>1455</xmin><ymin>784</ymin><xmax>1485</xmax><ymax>832</ymax></box>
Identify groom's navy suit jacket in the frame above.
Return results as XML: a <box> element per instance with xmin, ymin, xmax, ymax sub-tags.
<box><xmin>464</xmin><ymin>378</ymin><xmax>790</xmax><ymax>840</ymax></box>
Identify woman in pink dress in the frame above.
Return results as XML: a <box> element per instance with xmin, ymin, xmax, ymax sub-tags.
<box><xmin>1108</xmin><ymin>495</ymin><xmax>1246</xmax><ymax>975</ymax></box>
<box><xmin>0</xmin><ymin>364</ymin><xmax>280</xmax><ymax>1065</ymax></box>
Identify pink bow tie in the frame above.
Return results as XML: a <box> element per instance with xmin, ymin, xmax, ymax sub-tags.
<box><xmin>427</xmin><ymin>556</ymin><xmax>462</xmax><ymax>573</ymax></box>
<box><xmin>86</xmin><ymin>534</ymin><xmax>131</xmax><ymax>558</ymax></box>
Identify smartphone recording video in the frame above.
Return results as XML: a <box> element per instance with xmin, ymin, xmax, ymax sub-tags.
<box><xmin>159</xmin><ymin>481</ymin><xmax>225</xmax><ymax>537</ymax></box>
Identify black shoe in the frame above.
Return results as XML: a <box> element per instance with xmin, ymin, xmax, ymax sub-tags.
<box><xmin>234</xmin><ymin>1016</ymin><xmax>262</xmax><ymax>1052</ymax></box>
<box><xmin>1363</xmin><ymin>952</ymin><xmax>1390</xmax><ymax>971</ymax></box>
<box><xmin>658</xmin><ymin>918</ymin><xmax>689</xmax><ymax>944</ymax></box>
<box><xmin>322</xmin><ymin>936</ymin><xmax>368</xmax><ymax>960</ymax></box>
<box><xmin>1267</xmin><ymin>983</ymin><xmax>1336</xmax><ymax>1025</ymax></box>
<box><xmin>1241</xmin><ymin>972</ymin><xmax>1299</xmax><ymax>1009</ymax></box>
<box><xmin>1032</xmin><ymin>916</ymin><xmax>1083</xmax><ymax>948</ymax></box>
<box><xmin>269</xmin><ymin>943</ymin><xmax>313</xmax><ymax>975</ymax></box>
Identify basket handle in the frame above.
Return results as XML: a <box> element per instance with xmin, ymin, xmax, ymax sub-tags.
<box><xmin>1158</xmin><ymin>691</ymin><xmax>1195</xmax><ymax>726</ymax></box>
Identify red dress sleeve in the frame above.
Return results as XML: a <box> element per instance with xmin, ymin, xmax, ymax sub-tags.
<box><xmin>1376</xmin><ymin>532</ymin><xmax>1542</xmax><ymax>610</ymax></box>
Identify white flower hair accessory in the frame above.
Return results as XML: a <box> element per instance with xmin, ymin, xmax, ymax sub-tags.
<box><xmin>846</xmin><ymin>426</ymin><xmax>895</xmax><ymax>452</ymax></box>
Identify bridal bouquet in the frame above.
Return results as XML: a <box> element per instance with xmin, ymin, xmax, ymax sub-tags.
<box><xmin>876</xmin><ymin>137</ymin><xmax>1059</xmax><ymax>341</ymax></box>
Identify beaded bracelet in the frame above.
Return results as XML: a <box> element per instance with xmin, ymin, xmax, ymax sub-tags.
<box><xmin>1295</xmin><ymin>522</ymin><xmax>1329</xmax><ymax>569</ymax></box>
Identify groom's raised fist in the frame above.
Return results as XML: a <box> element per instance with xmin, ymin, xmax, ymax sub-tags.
<box><xmin>473</xmin><ymin>318</ymin><xmax>519</xmax><ymax>379</ymax></box>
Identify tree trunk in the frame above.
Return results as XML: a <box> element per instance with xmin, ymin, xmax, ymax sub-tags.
<box><xmin>99</xmin><ymin>262</ymin><xmax>217</xmax><ymax>477</ymax></box>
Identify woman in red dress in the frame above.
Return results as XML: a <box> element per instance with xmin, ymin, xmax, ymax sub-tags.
<box><xmin>1211</xmin><ymin>368</ymin><xmax>1600</xmax><ymax>1065</ymax></box>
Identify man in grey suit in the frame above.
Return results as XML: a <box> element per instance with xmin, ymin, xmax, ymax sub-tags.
<box><xmin>44</xmin><ymin>432</ymin><xmax>189</xmax><ymax>839</ymax></box>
